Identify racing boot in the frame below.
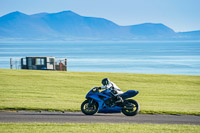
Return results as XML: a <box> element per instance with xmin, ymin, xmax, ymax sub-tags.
<box><xmin>115</xmin><ymin>96</ymin><xmax>123</xmax><ymax>104</ymax></box>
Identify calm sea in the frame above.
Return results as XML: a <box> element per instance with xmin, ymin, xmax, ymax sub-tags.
<box><xmin>0</xmin><ymin>41</ymin><xmax>200</xmax><ymax>75</ymax></box>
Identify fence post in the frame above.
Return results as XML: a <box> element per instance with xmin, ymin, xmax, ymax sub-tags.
<box><xmin>10</xmin><ymin>58</ymin><xmax>13</xmax><ymax>69</ymax></box>
<box><xmin>65</xmin><ymin>59</ymin><xmax>67</xmax><ymax>71</ymax></box>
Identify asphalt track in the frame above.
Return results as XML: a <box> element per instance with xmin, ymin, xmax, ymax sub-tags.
<box><xmin>0</xmin><ymin>111</ymin><xmax>200</xmax><ymax>125</ymax></box>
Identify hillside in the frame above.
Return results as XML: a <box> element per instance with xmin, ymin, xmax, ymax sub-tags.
<box><xmin>177</xmin><ymin>30</ymin><xmax>200</xmax><ymax>40</ymax></box>
<box><xmin>0</xmin><ymin>11</ymin><xmax>199</xmax><ymax>41</ymax></box>
<box><xmin>0</xmin><ymin>69</ymin><xmax>199</xmax><ymax>115</ymax></box>
<box><xmin>0</xmin><ymin>11</ymin><xmax>130</xmax><ymax>40</ymax></box>
<box><xmin>128</xmin><ymin>23</ymin><xmax>176</xmax><ymax>40</ymax></box>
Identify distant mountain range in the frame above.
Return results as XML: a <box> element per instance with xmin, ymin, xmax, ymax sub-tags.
<box><xmin>0</xmin><ymin>11</ymin><xmax>200</xmax><ymax>41</ymax></box>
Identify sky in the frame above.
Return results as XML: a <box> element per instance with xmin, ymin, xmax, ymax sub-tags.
<box><xmin>0</xmin><ymin>0</ymin><xmax>200</xmax><ymax>32</ymax></box>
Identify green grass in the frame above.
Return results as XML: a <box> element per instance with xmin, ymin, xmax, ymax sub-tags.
<box><xmin>0</xmin><ymin>123</ymin><xmax>200</xmax><ymax>133</ymax></box>
<box><xmin>0</xmin><ymin>69</ymin><xmax>200</xmax><ymax>115</ymax></box>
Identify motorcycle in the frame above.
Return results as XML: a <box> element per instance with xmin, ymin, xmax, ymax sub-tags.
<box><xmin>81</xmin><ymin>87</ymin><xmax>140</xmax><ymax>116</ymax></box>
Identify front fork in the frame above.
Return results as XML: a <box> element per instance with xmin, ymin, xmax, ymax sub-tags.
<box><xmin>88</xmin><ymin>99</ymin><xmax>94</xmax><ymax>107</ymax></box>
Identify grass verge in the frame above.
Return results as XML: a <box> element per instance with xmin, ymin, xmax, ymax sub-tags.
<box><xmin>0</xmin><ymin>69</ymin><xmax>200</xmax><ymax>115</ymax></box>
<box><xmin>0</xmin><ymin>123</ymin><xmax>200</xmax><ymax>133</ymax></box>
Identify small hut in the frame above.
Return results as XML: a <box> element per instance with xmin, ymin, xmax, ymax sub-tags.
<box><xmin>20</xmin><ymin>56</ymin><xmax>67</xmax><ymax>71</ymax></box>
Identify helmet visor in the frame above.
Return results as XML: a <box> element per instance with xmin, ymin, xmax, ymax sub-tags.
<box><xmin>102</xmin><ymin>78</ymin><xmax>109</xmax><ymax>86</ymax></box>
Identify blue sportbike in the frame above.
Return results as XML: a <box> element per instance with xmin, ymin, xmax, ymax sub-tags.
<box><xmin>81</xmin><ymin>87</ymin><xmax>140</xmax><ymax>116</ymax></box>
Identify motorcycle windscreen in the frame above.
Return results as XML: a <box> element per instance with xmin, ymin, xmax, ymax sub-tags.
<box><xmin>120</xmin><ymin>90</ymin><xmax>139</xmax><ymax>99</ymax></box>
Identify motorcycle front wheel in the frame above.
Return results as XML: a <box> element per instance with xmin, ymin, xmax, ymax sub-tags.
<box><xmin>122</xmin><ymin>99</ymin><xmax>140</xmax><ymax>116</ymax></box>
<box><xmin>81</xmin><ymin>100</ymin><xmax>98</xmax><ymax>115</ymax></box>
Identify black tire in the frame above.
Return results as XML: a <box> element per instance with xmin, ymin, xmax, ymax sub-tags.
<box><xmin>122</xmin><ymin>99</ymin><xmax>140</xmax><ymax>116</ymax></box>
<box><xmin>81</xmin><ymin>100</ymin><xmax>98</xmax><ymax>115</ymax></box>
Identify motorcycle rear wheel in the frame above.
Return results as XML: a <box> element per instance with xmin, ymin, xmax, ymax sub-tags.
<box><xmin>81</xmin><ymin>100</ymin><xmax>98</xmax><ymax>115</ymax></box>
<box><xmin>122</xmin><ymin>99</ymin><xmax>140</xmax><ymax>116</ymax></box>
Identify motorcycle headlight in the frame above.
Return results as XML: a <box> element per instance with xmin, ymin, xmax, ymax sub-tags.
<box><xmin>92</xmin><ymin>88</ymin><xmax>96</xmax><ymax>92</ymax></box>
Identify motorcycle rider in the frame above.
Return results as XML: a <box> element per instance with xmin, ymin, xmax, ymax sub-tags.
<box><xmin>99</xmin><ymin>78</ymin><xmax>123</xmax><ymax>104</ymax></box>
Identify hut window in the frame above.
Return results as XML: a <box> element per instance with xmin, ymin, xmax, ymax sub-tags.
<box><xmin>36</xmin><ymin>58</ymin><xmax>45</xmax><ymax>65</ymax></box>
<box><xmin>22</xmin><ymin>58</ymin><xmax>26</xmax><ymax>65</ymax></box>
<box><xmin>49</xmin><ymin>58</ymin><xmax>54</xmax><ymax>65</ymax></box>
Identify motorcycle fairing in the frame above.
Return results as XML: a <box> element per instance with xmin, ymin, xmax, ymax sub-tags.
<box><xmin>85</xmin><ymin>88</ymin><xmax>139</xmax><ymax>114</ymax></box>
<box><xmin>98</xmin><ymin>106</ymin><xmax>122</xmax><ymax>113</ymax></box>
<box><xmin>86</xmin><ymin>88</ymin><xmax>122</xmax><ymax>113</ymax></box>
<box><xmin>120</xmin><ymin>90</ymin><xmax>139</xmax><ymax>100</ymax></box>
